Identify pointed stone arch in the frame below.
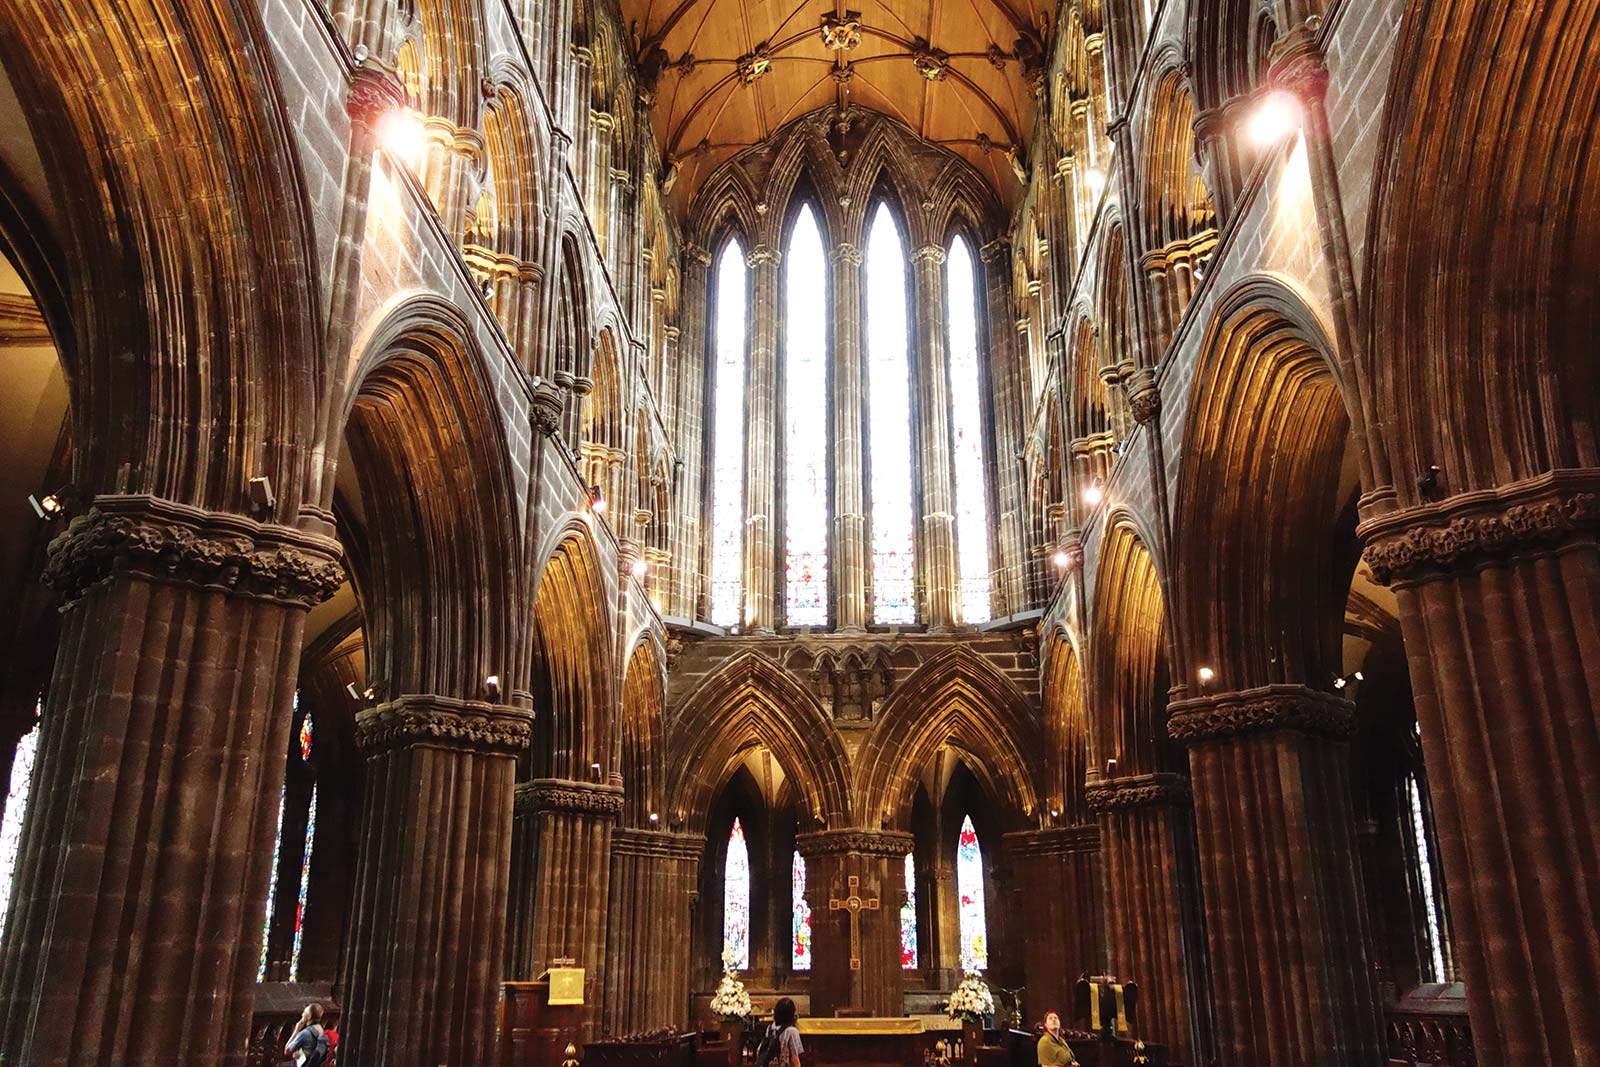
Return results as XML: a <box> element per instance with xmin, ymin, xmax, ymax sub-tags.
<box><xmin>666</xmin><ymin>651</ymin><xmax>853</xmax><ymax>830</ymax></box>
<box><xmin>1087</xmin><ymin>513</ymin><xmax>1175</xmax><ymax>776</ymax></box>
<box><xmin>529</xmin><ymin>525</ymin><xmax>616</xmax><ymax>781</ymax></box>
<box><xmin>1041</xmin><ymin>627</ymin><xmax>1091</xmax><ymax>824</ymax></box>
<box><xmin>856</xmin><ymin>647</ymin><xmax>1044</xmax><ymax>830</ymax></box>
<box><xmin>619</xmin><ymin>635</ymin><xmax>667</xmax><ymax>828</ymax></box>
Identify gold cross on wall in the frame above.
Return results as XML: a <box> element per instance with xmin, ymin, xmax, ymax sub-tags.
<box><xmin>829</xmin><ymin>875</ymin><xmax>880</xmax><ymax>971</ymax></box>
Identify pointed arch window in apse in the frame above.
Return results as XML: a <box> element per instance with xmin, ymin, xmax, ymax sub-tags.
<box><xmin>792</xmin><ymin>850</ymin><xmax>812</xmax><ymax>970</ymax></box>
<box><xmin>900</xmin><ymin>852</ymin><xmax>918</xmax><ymax>968</ymax></box>
<box><xmin>957</xmin><ymin>815</ymin><xmax>988</xmax><ymax>971</ymax></box>
<box><xmin>866</xmin><ymin>202</ymin><xmax>916</xmax><ymax>623</ymax></box>
<box><xmin>785</xmin><ymin>203</ymin><xmax>830</xmax><ymax>626</ymax></box>
<box><xmin>711</xmin><ymin>238</ymin><xmax>749</xmax><ymax>626</ymax></box>
<box><xmin>724</xmin><ymin>817</ymin><xmax>751</xmax><ymax>970</ymax></box>
<box><xmin>0</xmin><ymin>700</ymin><xmax>40</xmax><ymax>944</ymax></box>
<box><xmin>947</xmin><ymin>236</ymin><xmax>993</xmax><ymax>623</ymax></box>
<box><xmin>1408</xmin><ymin>773</ymin><xmax>1448</xmax><ymax>983</ymax></box>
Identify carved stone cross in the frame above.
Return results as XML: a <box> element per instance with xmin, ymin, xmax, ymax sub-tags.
<box><xmin>829</xmin><ymin>875</ymin><xmax>879</xmax><ymax>971</ymax></box>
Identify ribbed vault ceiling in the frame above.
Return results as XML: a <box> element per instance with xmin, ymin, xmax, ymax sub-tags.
<box><xmin>627</xmin><ymin>0</ymin><xmax>1053</xmax><ymax>208</ymax></box>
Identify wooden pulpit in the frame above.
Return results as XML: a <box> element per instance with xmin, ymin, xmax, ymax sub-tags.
<box><xmin>502</xmin><ymin>980</ymin><xmax>586</xmax><ymax>1067</ymax></box>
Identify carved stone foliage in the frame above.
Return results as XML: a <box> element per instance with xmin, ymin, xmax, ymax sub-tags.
<box><xmin>795</xmin><ymin>828</ymin><xmax>915</xmax><ymax>858</ymax></box>
<box><xmin>1084</xmin><ymin>772</ymin><xmax>1191</xmax><ymax>813</ymax></box>
<box><xmin>1361</xmin><ymin>479</ymin><xmax>1598</xmax><ymax>586</ymax></box>
<box><xmin>43</xmin><ymin>495</ymin><xmax>344</xmax><ymax>608</ymax></box>
<box><xmin>356</xmin><ymin>696</ymin><xmax>534</xmax><ymax>755</ymax></box>
<box><xmin>820</xmin><ymin>12</ymin><xmax>862</xmax><ymax>51</ymax></box>
<box><xmin>516</xmin><ymin>777</ymin><xmax>627</xmax><ymax>816</ymax></box>
<box><xmin>1166</xmin><ymin>685</ymin><xmax>1356</xmax><ymax>745</ymax></box>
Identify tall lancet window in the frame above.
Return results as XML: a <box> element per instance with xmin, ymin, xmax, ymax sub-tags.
<box><xmin>0</xmin><ymin>700</ymin><xmax>40</xmax><ymax>944</ymax></box>
<box><xmin>946</xmin><ymin>236</ymin><xmax>992</xmax><ymax>623</ymax></box>
<box><xmin>957</xmin><ymin>815</ymin><xmax>988</xmax><ymax>971</ymax></box>
<box><xmin>710</xmin><ymin>238</ymin><xmax>748</xmax><ymax>626</ymax></box>
<box><xmin>792</xmin><ymin>850</ymin><xmax>812</xmax><ymax>970</ymax></box>
<box><xmin>866</xmin><ymin>201</ymin><xmax>917</xmax><ymax>623</ymax></box>
<box><xmin>723</xmin><ymin>818</ymin><xmax>751</xmax><ymax>970</ymax></box>
<box><xmin>784</xmin><ymin>203</ymin><xmax>830</xmax><ymax>625</ymax></box>
<box><xmin>900</xmin><ymin>852</ymin><xmax>918</xmax><ymax>968</ymax></box>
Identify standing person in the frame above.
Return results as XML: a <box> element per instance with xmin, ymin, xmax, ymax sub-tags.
<box><xmin>284</xmin><ymin>1002</ymin><xmax>330</xmax><ymax>1067</ymax></box>
<box><xmin>1036</xmin><ymin>1011</ymin><xmax>1079</xmax><ymax>1066</ymax></box>
<box><xmin>755</xmin><ymin>997</ymin><xmax>804</xmax><ymax>1067</ymax></box>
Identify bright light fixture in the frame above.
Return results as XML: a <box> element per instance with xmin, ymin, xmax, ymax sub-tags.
<box><xmin>1246</xmin><ymin>90</ymin><xmax>1302</xmax><ymax>148</ymax></box>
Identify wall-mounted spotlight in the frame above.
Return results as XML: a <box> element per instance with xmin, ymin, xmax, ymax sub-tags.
<box><xmin>1332</xmin><ymin>670</ymin><xmax>1365</xmax><ymax>691</ymax></box>
<box><xmin>1084</xmin><ymin>167</ymin><xmax>1107</xmax><ymax>198</ymax></box>
<box><xmin>485</xmin><ymin>674</ymin><xmax>502</xmax><ymax>700</ymax></box>
<box><xmin>248</xmin><ymin>475</ymin><xmax>275</xmax><ymax>518</ymax></box>
<box><xmin>377</xmin><ymin>108</ymin><xmax>426</xmax><ymax>167</ymax></box>
<box><xmin>649</xmin><ymin>812</ymin><xmax>659</xmax><ymax>826</ymax></box>
<box><xmin>1105</xmin><ymin>758</ymin><xmax>1118</xmax><ymax>777</ymax></box>
<box><xmin>588</xmin><ymin>485</ymin><xmax>606</xmax><ymax>513</ymax></box>
<box><xmin>630</xmin><ymin>557</ymin><xmax>648</xmax><ymax>579</ymax></box>
<box><xmin>1082</xmin><ymin>476</ymin><xmax>1105</xmax><ymax>507</ymax></box>
<box><xmin>1245</xmin><ymin>90</ymin><xmax>1303</xmax><ymax>148</ymax></box>
<box><xmin>1197</xmin><ymin>666</ymin><xmax>1216</xmax><ymax>687</ymax></box>
<box><xmin>346</xmin><ymin>682</ymin><xmax>378</xmax><ymax>703</ymax></box>
<box><xmin>27</xmin><ymin>493</ymin><xmax>62</xmax><ymax>520</ymax></box>
<box><xmin>1052</xmin><ymin>548</ymin><xmax>1072</xmax><ymax>569</ymax></box>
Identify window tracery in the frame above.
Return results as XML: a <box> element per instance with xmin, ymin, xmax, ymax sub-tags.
<box><xmin>723</xmin><ymin>817</ymin><xmax>751</xmax><ymax>970</ymax></box>
<box><xmin>947</xmin><ymin>235</ymin><xmax>993</xmax><ymax>623</ymax></box>
<box><xmin>710</xmin><ymin>238</ymin><xmax>748</xmax><ymax>626</ymax></box>
<box><xmin>866</xmin><ymin>201</ymin><xmax>916</xmax><ymax>624</ymax></box>
<box><xmin>957</xmin><ymin>815</ymin><xmax>988</xmax><ymax>971</ymax></box>
<box><xmin>784</xmin><ymin>203</ymin><xmax>830</xmax><ymax>626</ymax></box>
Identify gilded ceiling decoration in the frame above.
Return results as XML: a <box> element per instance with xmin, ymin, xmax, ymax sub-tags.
<box><xmin>626</xmin><ymin>0</ymin><xmax>1053</xmax><ymax>208</ymax></box>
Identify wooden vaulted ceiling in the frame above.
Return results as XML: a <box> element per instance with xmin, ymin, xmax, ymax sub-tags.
<box><xmin>626</xmin><ymin>0</ymin><xmax>1054</xmax><ymax>208</ymax></box>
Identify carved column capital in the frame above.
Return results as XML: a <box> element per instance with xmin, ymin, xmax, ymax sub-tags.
<box><xmin>1001</xmin><ymin>823</ymin><xmax>1100</xmax><ymax>856</ymax></box>
<box><xmin>43</xmin><ymin>495</ymin><xmax>344</xmax><ymax>608</ymax></box>
<box><xmin>1268</xmin><ymin>23</ymin><xmax>1330</xmax><ymax>104</ymax></box>
<box><xmin>745</xmin><ymin>244</ymin><xmax>781</xmax><ymax>268</ymax></box>
<box><xmin>1166</xmin><ymin>684</ymin><xmax>1356</xmax><ymax>744</ymax></box>
<box><xmin>611</xmin><ymin>828</ymin><xmax>704</xmax><ymax>861</ymax></box>
<box><xmin>1125</xmin><ymin>368</ymin><xmax>1161</xmax><ymax>424</ymax></box>
<box><xmin>1357</xmin><ymin>470</ymin><xmax>1600</xmax><ymax>586</ymax></box>
<box><xmin>1085</xmin><ymin>772</ymin><xmax>1191</xmax><ymax>813</ymax></box>
<box><xmin>795</xmin><ymin>828</ymin><xmax>915</xmax><ymax>859</ymax></box>
<box><xmin>531</xmin><ymin>378</ymin><xmax>566</xmax><ymax>437</ymax></box>
<box><xmin>911</xmin><ymin>244</ymin><xmax>947</xmax><ymax>266</ymax></box>
<box><xmin>346</xmin><ymin>65</ymin><xmax>407</xmax><ymax>132</ymax></box>
<box><xmin>830</xmin><ymin>242</ymin><xmax>864</xmax><ymax>267</ymax></box>
<box><xmin>515</xmin><ymin>777</ymin><xmax>626</xmax><ymax>817</ymax></box>
<box><xmin>356</xmin><ymin>695</ymin><xmax>532</xmax><ymax>755</ymax></box>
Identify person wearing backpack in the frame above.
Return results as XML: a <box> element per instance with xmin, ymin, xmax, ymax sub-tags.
<box><xmin>284</xmin><ymin>1002</ymin><xmax>330</xmax><ymax>1067</ymax></box>
<box><xmin>755</xmin><ymin>997</ymin><xmax>803</xmax><ymax>1067</ymax></box>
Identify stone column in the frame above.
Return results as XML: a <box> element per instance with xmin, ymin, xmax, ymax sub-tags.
<box><xmin>830</xmin><ymin>241</ymin><xmax>869</xmax><ymax>631</ymax></box>
<box><xmin>673</xmin><ymin>247</ymin><xmax>711</xmax><ymax>620</ymax></box>
<box><xmin>980</xmin><ymin>238</ymin><xmax>1029</xmax><ymax>618</ymax></box>
<box><xmin>508</xmin><ymin>778</ymin><xmax>625</xmax><ymax>1038</ymax></box>
<box><xmin>1360</xmin><ymin>476</ymin><xmax>1600</xmax><ymax>1064</ymax></box>
<box><xmin>798</xmin><ymin>829</ymin><xmax>915</xmax><ymax>1018</ymax></box>
<box><xmin>911</xmin><ymin>244</ymin><xmax>960</xmax><ymax>628</ymax></box>
<box><xmin>604</xmin><ymin>829</ymin><xmax>701</xmax><ymax>1036</ymax></box>
<box><xmin>419</xmin><ymin>119</ymin><xmax>484</xmax><ymax>243</ymax></box>
<box><xmin>742</xmin><ymin>245</ymin><xmax>781</xmax><ymax>631</ymax></box>
<box><xmin>0</xmin><ymin>496</ymin><xmax>342</xmax><ymax>1067</ymax></box>
<box><xmin>1167</xmin><ymin>685</ymin><xmax>1384</xmax><ymax>1065</ymax></box>
<box><xmin>1086</xmin><ymin>773</ymin><xmax>1208</xmax><ymax>1065</ymax></box>
<box><xmin>587</xmin><ymin>112</ymin><xmax>613</xmax><ymax>252</ymax></box>
<box><xmin>1003</xmin><ymin>824</ymin><xmax>1104</xmax><ymax>1020</ymax></box>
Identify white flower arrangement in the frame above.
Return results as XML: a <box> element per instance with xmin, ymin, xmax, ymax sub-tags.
<box><xmin>709</xmin><ymin>969</ymin><xmax>753</xmax><ymax>1022</ymax></box>
<box><xmin>946</xmin><ymin>971</ymin><xmax>994</xmax><ymax>1024</ymax></box>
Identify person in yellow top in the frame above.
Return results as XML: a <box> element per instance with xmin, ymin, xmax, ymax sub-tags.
<box><xmin>1037</xmin><ymin>1011</ymin><xmax>1079</xmax><ymax>1066</ymax></box>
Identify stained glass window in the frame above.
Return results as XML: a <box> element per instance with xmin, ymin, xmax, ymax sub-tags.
<box><xmin>784</xmin><ymin>203</ymin><xmax>830</xmax><ymax>626</ymax></box>
<box><xmin>290</xmin><ymin>784</ymin><xmax>317</xmax><ymax>980</ymax></box>
<box><xmin>946</xmin><ymin>237</ymin><xmax>992</xmax><ymax>624</ymax></box>
<box><xmin>257</xmin><ymin>785</ymin><xmax>286</xmax><ymax>981</ymax></box>
<box><xmin>299</xmin><ymin>712</ymin><xmax>314</xmax><ymax>761</ymax></box>
<box><xmin>723</xmin><ymin>817</ymin><xmax>751</xmax><ymax>971</ymax></box>
<box><xmin>1408</xmin><ymin>774</ymin><xmax>1447</xmax><ymax>983</ymax></box>
<box><xmin>866</xmin><ymin>202</ymin><xmax>917</xmax><ymax>624</ymax></box>
<box><xmin>711</xmin><ymin>238</ymin><xmax>749</xmax><ymax>626</ymax></box>
<box><xmin>0</xmin><ymin>705</ymin><xmax>41</xmax><ymax>944</ymax></box>
<box><xmin>792</xmin><ymin>850</ymin><xmax>812</xmax><ymax>970</ymax></box>
<box><xmin>957</xmin><ymin>815</ymin><xmax>988</xmax><ymax>971</ymax></box>
<box><xmin>900</xmin><ymin>851</ymin><xmax>918</xmax><ymax>969</ymax></box>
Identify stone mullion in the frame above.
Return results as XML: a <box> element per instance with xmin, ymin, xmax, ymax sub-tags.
<box><xmin>1088</xmin><ymin>775</ymin><xmax>1207</xmax><ymax>1066</ymax></box>
<box><xmin>508</xmin><ymin>779</ymin><xmax>624</xmax><ymax>1040</ymax></box>
<box><xmin>567</xmin><ymin>49</ymin><xmax>594</xmax><ymax>207</ymax></box>
<box><xmin>420</xmin><ymin>120</ymin><xmax>483</xmax><ymax>244</ymax></box>
<box><xmin>1084</xmin><ymin>33</ymin><xmax>1113</xmax><ymax>166</ymax></box>
<box><xmin>1106</xmin><ymin>119</ymin><xmax>1159</xmax><ymax>372</ymax></box>
<box><xmin>1360</xmin><ymin>478</ymin><xmax>1600</xmax><ymax>1063</ymax></box>
<box><xmin>912</xmin><ymin>244</ymin><xmax>960</xmax><ymax>628</ymax></box>
<box><xmin>797</xmin><ymin>830</ymin><xmax>914</xmax><ymax>1017</ymax></box>
<box><xmin>831</xmin><ymin>242</ymin><xmax>869</xmax><ymax>631</ymax></box>
<box><xmin>587</xmin><ymin>112</ymin><xmax>613</xmax><ymax>253</ymax></box>
<box><xmin>743</xmin><ymin>247</ymin><xmax>781</xmax><ymax>631</ymax></box>
<box><xmin>980</xmin><ymin>240</ymin><xmax>1028</xmax><ymax>617</ymax></box>
<box><xmin>1002</xmin><ymin>825</ymin><xmax>1104</xmax><ymax>1019</ymax></box>
<box><xmin>0</xmin><ymin>497</ymin><xmax>341</xmax><ymax>1067</ymax></box>
<box><xmin>1168</xmin><ymin>686</ymin><xmax>1383</xmax><ymax>1065</ymax></box>
<box><xmin>604</xmin><ymin>830</ymin><xmax>700</xmax><ymax>1036</ymax></box>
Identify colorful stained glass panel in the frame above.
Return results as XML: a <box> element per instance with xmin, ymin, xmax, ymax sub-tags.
<box><xmin>784</xmin><ymin>204</ymin><xmax>830</xmax><ymax>626</ymax></box>
<box><xmin>290</xmin><ymin>784</ymin><xmax>317</xmax><ymax>980</ymax></box>
<box><xmin>723</xmin><ymin>818</ymin><xmax>751</xmax><ymax>971</ymax></box>
<box><xmin>957</xmin><ymin>815</ymin><xmax>988</xmax><ymax>971</ymax></box>
<box><xmin>866</xmin><ymin>202</ymin><xmax>917</xmax><ymax>624</ymax></box>
<box><xmin>792</xmin><ymin>850</ymin><xmax>812</xmax><ymax>970</ymax></box>
<box><xmin>901</xmin><ymin>851</ymin><xmax>918</xmax><ymax>969</ymax></box>
<box><xmin>0</xmin><ymin>709</ymin><xmax>40</xmax><ymax>945</ymax></box>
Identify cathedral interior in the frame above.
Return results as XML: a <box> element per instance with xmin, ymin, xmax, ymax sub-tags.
<box><xmin>0</xmin><ymin>0</ymin><xmax>1594</xmax><ymax>1064</ymax></box>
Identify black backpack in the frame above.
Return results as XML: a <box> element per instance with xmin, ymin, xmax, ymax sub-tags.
<box><xmin>754</xmin><ymin>1024</ymin><xmax>782</xmax><ymax>1067</ymax></box>
<box><xmin>301</xmin><ymin>1024</ymin><xmax>329</xmax><ymax>1067</ymax></box>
